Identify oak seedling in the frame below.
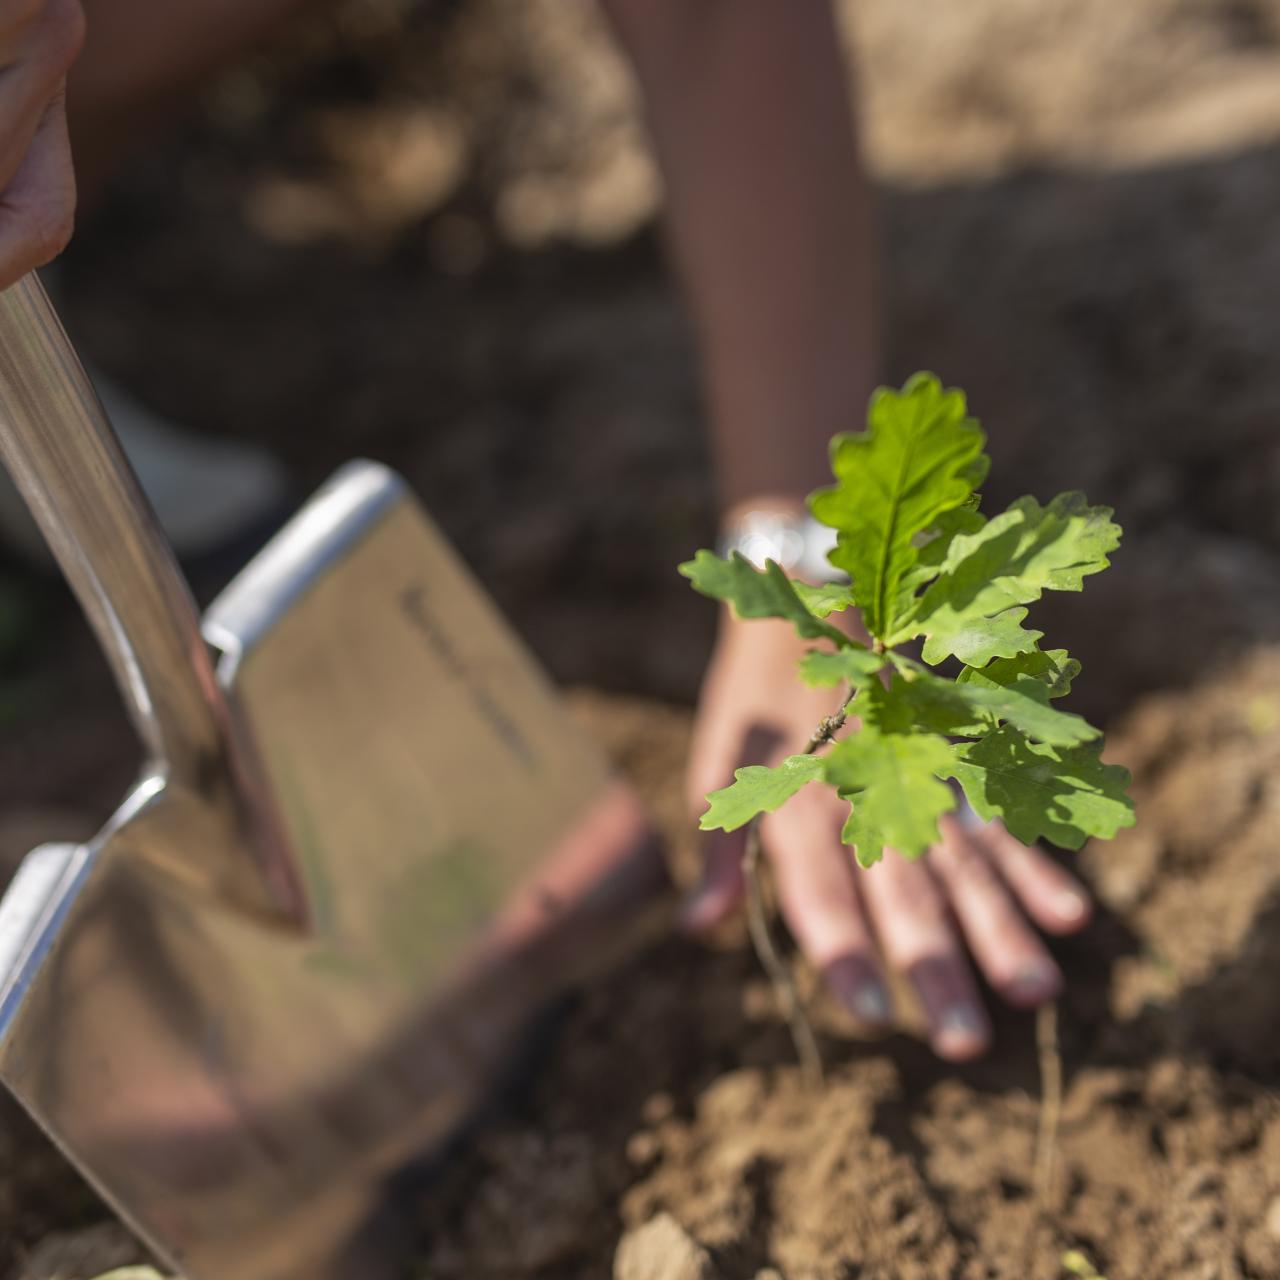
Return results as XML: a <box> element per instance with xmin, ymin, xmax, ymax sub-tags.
<box><xmin>681</xmin><ymin>372</ymin><xmax>1134</xmax><ymax>869</ymax></box>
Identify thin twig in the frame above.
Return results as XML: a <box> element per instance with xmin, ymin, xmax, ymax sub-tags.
<box><xmin>740</xmin><ymin>681</ymin><xmax>855</xmax><ymax>1089</ymax></box>
<box><xmin>802</xmin><ymin>681</ymin><xmax>858</xmax><ymax>754</ymax></box>
<box><xmin>805</xmin><ymin>679</ymin><xmax>859</xmax><ymax>753</ymax></box>
<box><xmin>1034</xmin><ymin>1000</ymin><xmax>1063</xmax><ymax>1209</ymax></box>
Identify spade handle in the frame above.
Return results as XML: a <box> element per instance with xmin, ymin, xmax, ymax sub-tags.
<box><xmin>0</xmin><ymin>274</ymin><xmax>302</xmax><ymax>920</ymax></box>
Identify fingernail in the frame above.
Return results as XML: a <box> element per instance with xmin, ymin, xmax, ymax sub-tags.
<box><xmin>1008</xmin><ymin>960</ymin><xmax>1061</xmax><ymax>1004</ymax></box>
<box><xmin>825</xmin><ymin>962</ymin><xmax>892</xmax><ymax>1026</ymax></box>
<box><xmin>940</xmin><ymin>1004</ymin><xmax>985</xmax><ymax>1037</ymax></box>
<box><xmin>935</xmin><ymin>1003</ymin><xmax>988</xmax><ymax>1058</ymax></box>
<box><xmin>678</xmin><ymin>888</ymin><xmax>716</xmax><ymax>932</ymax></box>
<box><xmin>849</xmin><ymin>979</ymin><xmax>892</xmax><ymax>1025</ymax></box>
<box><xmin>1054</xmin><ymin>890</ymin><xmax>1088</xmax><ymax>923</ymax></box>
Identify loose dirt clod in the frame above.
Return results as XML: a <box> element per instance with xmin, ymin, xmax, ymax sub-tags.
<box><xmin>86</xmin><ymin>1272</ymin><xmax>168</xmax><ymax>1280</ymax></box>
<box><xmin>613</xmin><ymin>1213</ymin><xmax>717</xmax><ymax>1280</ymax></box>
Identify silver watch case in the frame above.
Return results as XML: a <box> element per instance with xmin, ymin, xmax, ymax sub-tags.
<box><xmin>717</xmin><ymin>510</ymin><xmax>843</xmax><ymax>583</ymax></box>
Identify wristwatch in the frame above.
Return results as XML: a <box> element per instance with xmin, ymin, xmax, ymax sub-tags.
<box><xmin>717</xmin><ymin>509</ymin><xmax>845</xmax><ymax>583</ymax></box>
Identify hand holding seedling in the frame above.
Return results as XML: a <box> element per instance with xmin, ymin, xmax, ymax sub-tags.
<box><xmin>682</xmin><ymin>375</ymin><xmax>1134</xmax><ymax>1061</ymax></box>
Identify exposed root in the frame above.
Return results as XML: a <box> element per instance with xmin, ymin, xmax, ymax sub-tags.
<box><xmin>738</xmin><ymin>681</ymin><xmax>860</xmax><ymax>1089</ymax></box>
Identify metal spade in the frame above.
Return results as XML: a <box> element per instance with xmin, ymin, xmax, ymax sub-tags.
<box><xmin>0</xmin><ymin>274</ymin><xmax>671</xmax><ymax>1279</ymax></box>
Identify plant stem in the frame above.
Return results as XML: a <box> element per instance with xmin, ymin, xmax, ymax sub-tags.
<box><xmin>803</xmin><ymin>680</ymin><xmax>857</xmax><ymax>754</ymax></box>
<box><xmin>740</xmin><ymin>681</ymin><xmax>854</xmax><ymax>1088</ymax></box>
<box><xmin>1034</xmin><ymin>1000</ymin><xmax>1062</xmax><ymax>1209</ymax></box>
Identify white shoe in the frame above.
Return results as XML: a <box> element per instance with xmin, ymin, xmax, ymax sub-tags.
<box><xmin>0</xmin><ymin>362</ymin><xmax>289</xmax><ymax>565</ymax></box>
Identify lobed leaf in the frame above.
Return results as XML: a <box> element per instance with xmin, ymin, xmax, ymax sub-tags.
<box><xmin>853</xmin><ymin>678</ymin><xmax>921</xmax><ymax>734</ymax></box>
<box><xmin>792</xmin><ymin>581</ymin><xmax>857</xmax><ymax>618</ymax></box>
<box><xmin>945</xmin><ymin>725</ymin><xmax>1135</xmax><ymax>849</ymax></box>
<box><xmin>958</xmin><ymin>648</ymin><xmax>1081</xmax><ymax>700</ymax></box>
<box><xmin>797</xmin><ymin>647</ymin><xmax>886</xmax><ymax>688</ymax></box>
<box><xmin>901</xmin><ymin>504</ymin><xmax>988</xmax><ymax>599</ymax></box>
<box><xmin>825</xmin><ymin>728</ymin><xmax>956</xmax><ymax>863</ymax></box>
<box><xmin>893</xmin><ymin>492</ymin><xmax>1121</xmax><ymax>664</ymax></box>
<box><xmin>888</xmin><ymin>656</ymin><xmax>1098</xmax><ymax>746</ymax></box>
<box><xmin>679</xmin><ymin>550</ymin><xmax>852</xmax><ymax>646</ymax></box>
<box><xmin>810</xmin><ymin>373</ymin><xmax>988</xmax><ymax>641</ymax></box>
<box><xmin>839</xmin><ymin>803</ymin><xmax>889</xmax><ymax>870</ymax></box>
<box><xmin>700</xmin><ymin>755</ymin><xmax>826</xmax><ymax>832</ymax></box>
<box><xmin>919</xmin><ymin>606</ymin><xmax>1042</xmax><ymax>668</ymax></box>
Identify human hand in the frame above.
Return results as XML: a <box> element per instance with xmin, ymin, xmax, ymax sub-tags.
<box><xmin>684</xmin><ymin>609</ymin><xmax>1093</xmax><ymax>1061</ymax></box>
<box><xmin>0</xmin><ymin>0</ymin><xmax>84</xmax><ymax>287</ymax></box>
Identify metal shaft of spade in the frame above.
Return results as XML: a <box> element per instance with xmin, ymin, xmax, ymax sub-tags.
<box><xmin>0</xmin><ymin>274</ymin><xmax>303</xmax><ymax>921</ymax></box>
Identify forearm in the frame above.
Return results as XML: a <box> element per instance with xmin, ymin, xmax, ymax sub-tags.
<box><xmin>603</xmin><ymin>0</ymin><xmax>880</xmax><ymax>517</ymax></box>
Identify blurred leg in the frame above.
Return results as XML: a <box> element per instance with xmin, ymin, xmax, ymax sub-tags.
<box><xmin>599</xmin><ymin>0</ymin><xmax>880</xmax><ymax>514</ymax></box>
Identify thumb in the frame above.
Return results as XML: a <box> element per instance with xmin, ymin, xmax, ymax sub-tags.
<box><xmin>0</xmin><ymin>86</ymin><xmax>76</xmax><ymax>288</ymax></box>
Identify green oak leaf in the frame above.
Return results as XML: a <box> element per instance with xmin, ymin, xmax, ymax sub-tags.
<box><xmin>922</xmin><ymin>606</ymin><xmax>1042</xmax><ymax>667</ymax></box>
<box><xmin>793</xmin><ymin>581</ymin><xmax>856</xmax><ymax>617</ymax></box>
<box><xmin>797</xmin><ymin>647</ymin><xmax>886</xmax><ymax>688</ymax></box>
<box><xmin>892</xmin><ymin>508</ymin><xmax>989</xmax><ymax>614</ymax></box>
<box><xmin>959</xmin><ymin>451</ymin><xmax>992</xmax><ymax>492</ymax></box>
<box><xmin>855</xmin><ymin>677</ymin><xmax>924</xmax><ymax>734</ymax></box>
<box><xmin>700</xmin><ymin>755</ymin><xmax>825</xmax><ymax>832</ymax></box>
<box><xmin>958</xmin><ymin>648</ymin><xmax>1081</xmax><ymax>699</ymax></box>
<box><xmin>946</xmin><ymin>681</ymin><xmax>1095</xmax><ymax>746</ymax></box>
<box><xmin>904</xmin><ymin>504</ymin><xmax>988</xmax><ymax>596</ymax></box>
<box><xmin>840</xmin><ymin>803</ymin><xmax>889</xmax><ymax>870</ymax></box>
<box><xmin>893</xmin><ymin>492</ymin><xmax>1121</xmax><ymax>663</ymax></box>
<box><xmin>809</xmin><ymin>373</ymin><xmax>988</xmax><ymax>641</ymax></box>
<box><xmin>945</xmin><ymin>725</ymin><xmax>1135</xmax><ymax>849</ymax></box>
<box><xmin>824</xmin><ymin>728</ymin><xmax>956</xmax><ymax>862</ymax></box>
<box><xmin>889</xmin><ymin>657</ymin><xmax>1097</xmax><ymax>746</ymax></box>
<box><xmin>679</xmin><ymin>550</ymin><xmax>851</xmax><ymax>647</ymax></box>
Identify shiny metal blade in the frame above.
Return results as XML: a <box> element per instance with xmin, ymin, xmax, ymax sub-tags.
<box><xmin>0</xmin><ymin>461</ymin><xmax>671</xmax><ymax>1279</ymax></box>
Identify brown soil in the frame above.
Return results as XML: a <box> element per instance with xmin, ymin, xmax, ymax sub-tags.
<box><xmin>414</xmin><ymin>658</ymin><xmax>1280</xmax><ymax>1280</ymax></box>
<box><xmin>5</xmin><ymin>1</ymin><xmax>1280</xmax><ymax>1277</ymax></box>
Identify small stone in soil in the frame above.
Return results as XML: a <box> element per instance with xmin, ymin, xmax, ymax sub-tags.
<box><xmin>614</xmin><ymin>1213</ymin><xmax>716</xmax><ymax>1280</ymax></box>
